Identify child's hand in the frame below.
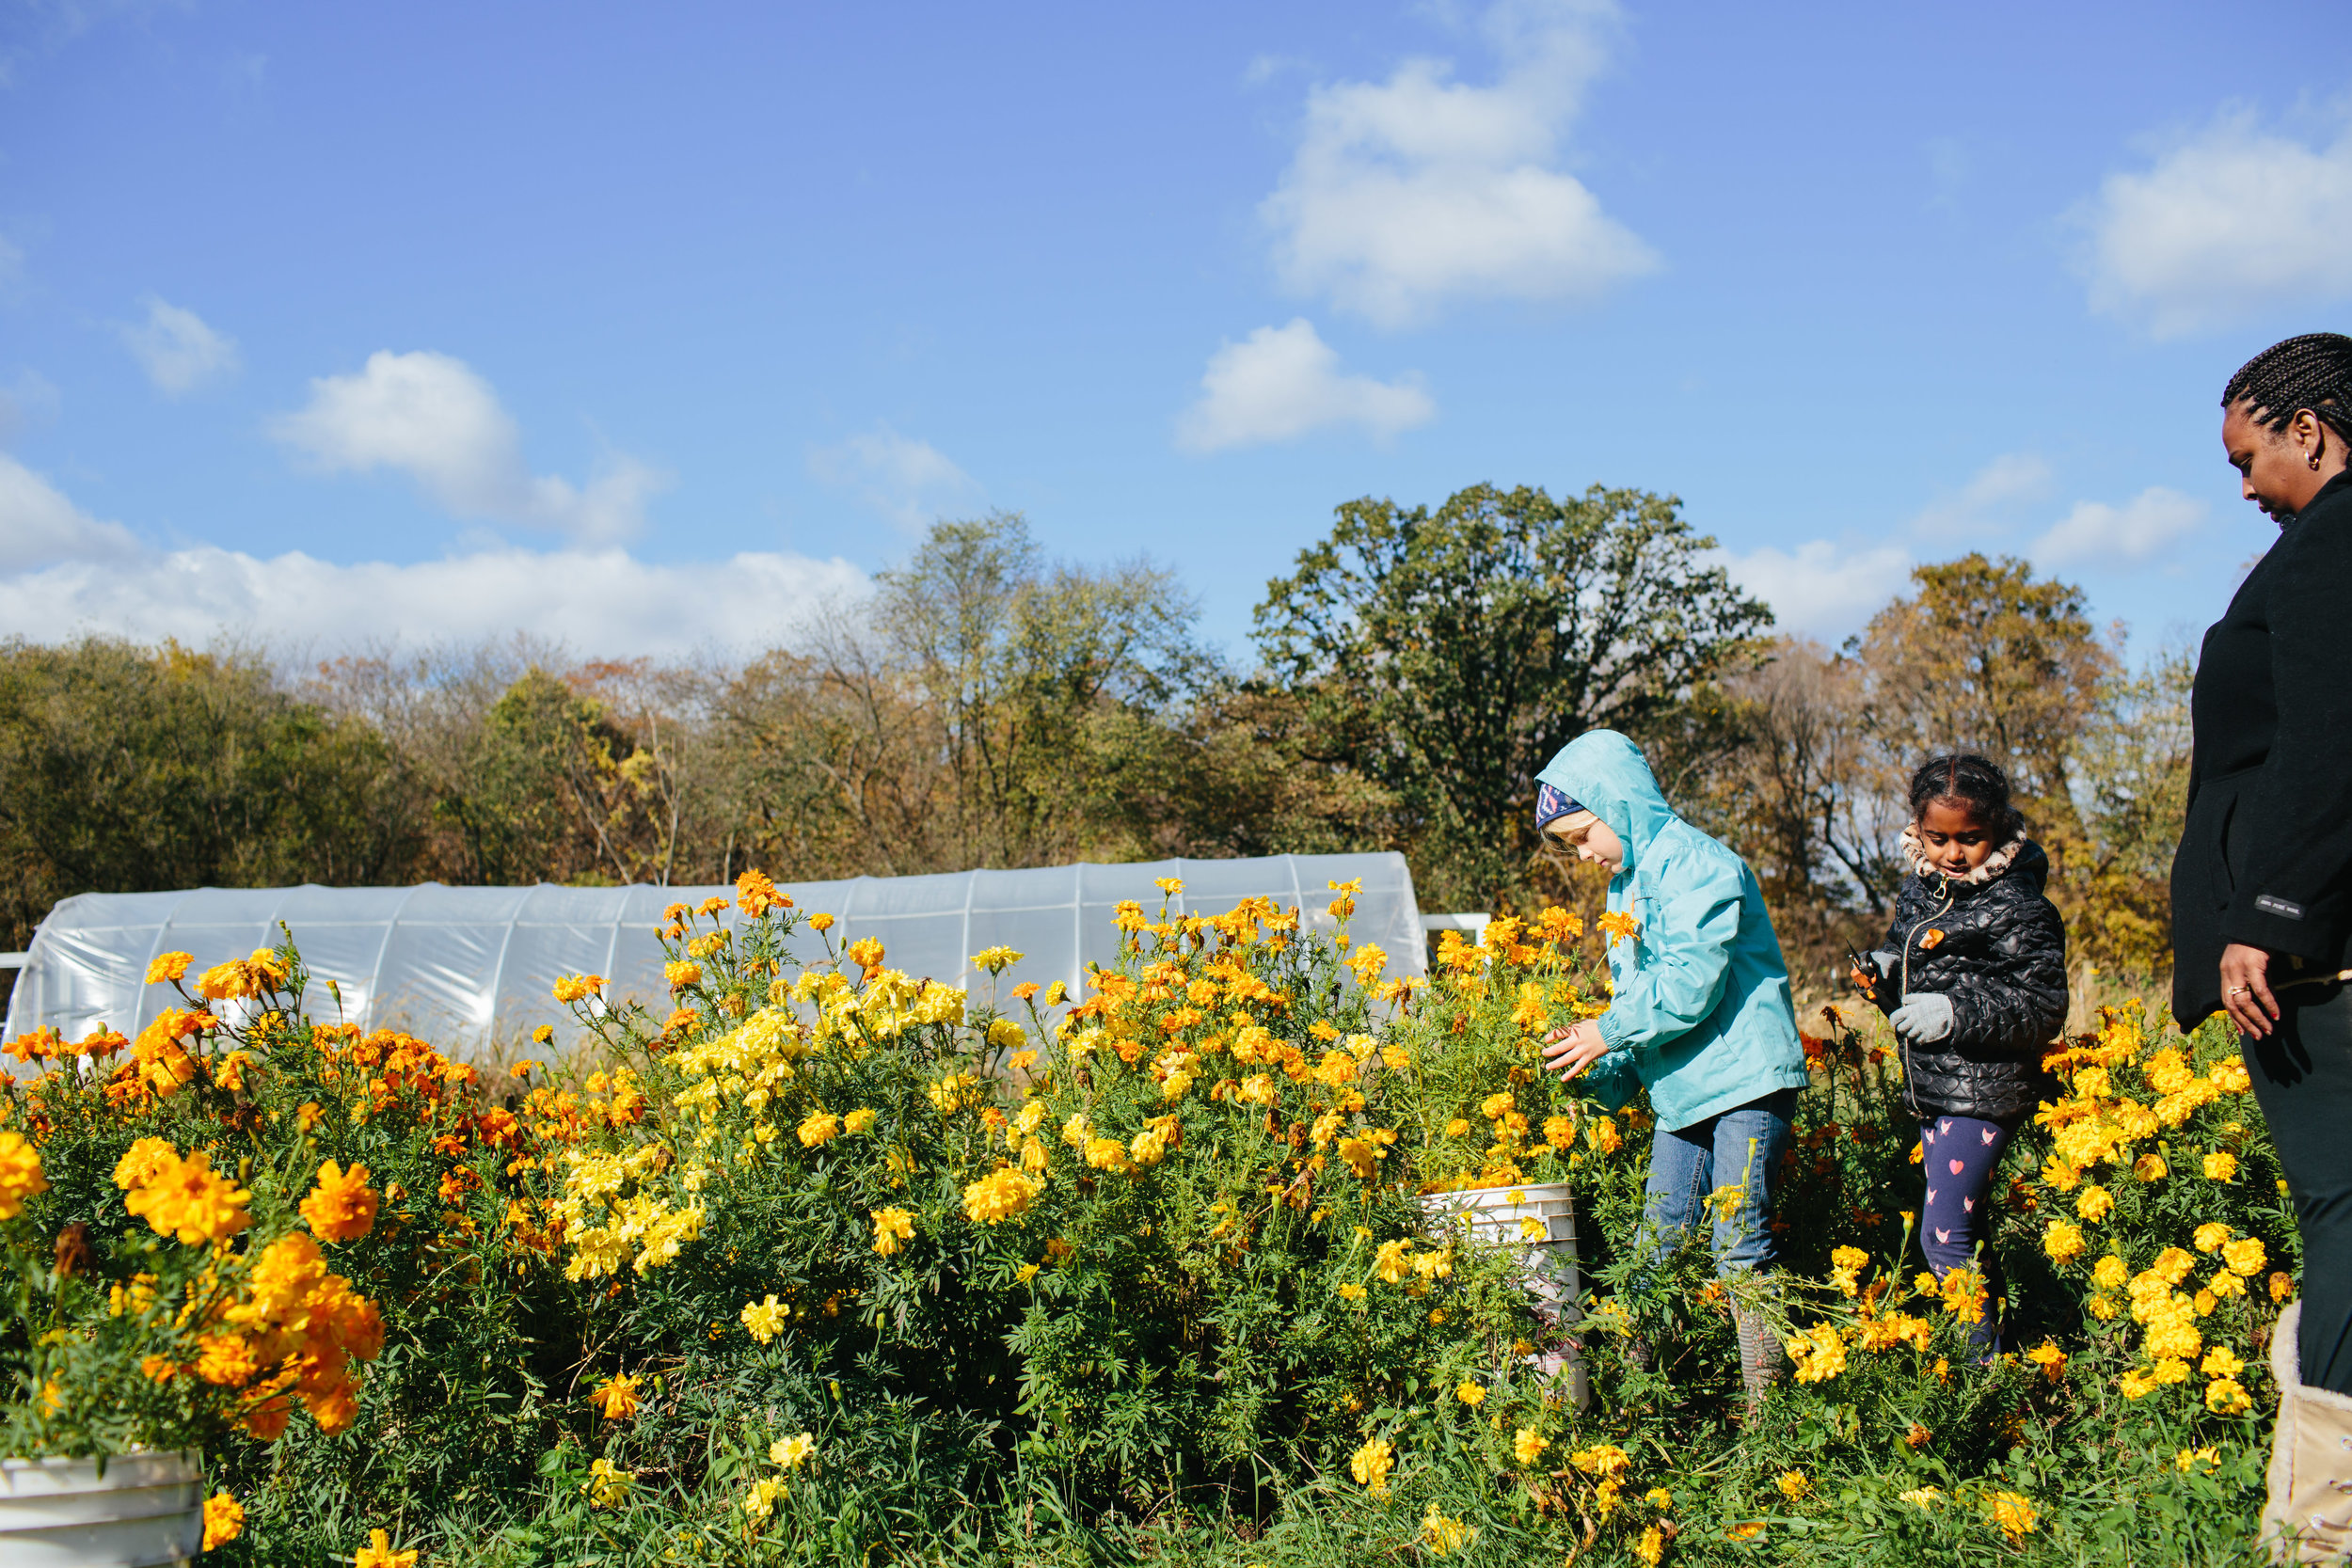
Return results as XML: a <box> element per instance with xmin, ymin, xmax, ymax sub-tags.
<box><xmin>1539</xmin><ymin>1020</ymin><xmax>1612</xmax><ymax>1081</ymax></box>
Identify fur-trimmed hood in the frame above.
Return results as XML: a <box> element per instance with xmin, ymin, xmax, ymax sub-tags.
<box><xmin>1899</xmin><ymin>824</ymin><xmax>2031</xmax><ymax>888</ymax></box>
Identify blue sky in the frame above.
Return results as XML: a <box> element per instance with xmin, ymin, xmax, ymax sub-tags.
<box><xmin>5</xmin><ymin>0</ymin><xmax>2351</xmax><ymax>664</ymax></box>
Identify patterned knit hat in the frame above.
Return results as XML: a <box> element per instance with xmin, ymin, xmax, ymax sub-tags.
<box><xmin>1534</xmin><ymin>782</ymin><xmax>1585</xmax><ymax>831</ymax></box>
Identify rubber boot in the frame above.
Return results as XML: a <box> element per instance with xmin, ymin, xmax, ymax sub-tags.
<box><xmin>2264</xmin><ymin>1301</ymin><xmax>2352</xmax><ymax>1562</ymax></box>
<box><xmin>1731</xmin><ymin>1302</ymin><xmax>1782</xmax><ymax>1417</ymax></box>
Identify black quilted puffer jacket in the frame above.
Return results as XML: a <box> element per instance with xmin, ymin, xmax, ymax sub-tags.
<box><xmin>1869</xmin><ymin>832</ymin><xmax>2070</xmax><ymax>1121</ymax></box>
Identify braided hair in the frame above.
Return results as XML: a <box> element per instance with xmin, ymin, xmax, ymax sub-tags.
<box><xmin>1908</xmin><ymin>752</ymin><xmax>2023</xmax><ymax>840</ymax></box>
<box><xmin>2220</xmin><ymin>332</ymin><xmax>2352</xmax><ymax>443</ymax></box>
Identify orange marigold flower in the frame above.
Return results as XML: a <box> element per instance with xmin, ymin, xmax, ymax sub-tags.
<box><xmin>300</xmin><ymin>1160</ymin><xmax>380</xmax><ymax>1243</ymax></box>
<box><xmin>589</xmin><ymin>1371</ymin><xmax>642</xmax><ymax>1420</ymax></box>
<box><xmin>355</xmin><ymin>1527</ymin><xmax>418</xmax><ymax>1568</ymax></box>
<box><xmin>201</xmin><ymin>1491</ymin><xmax>245</xmax><ymax>1550</ymax></box>
<box><xmin>145</xmin><ymin>951</ymin><xmax>194</xmax><ymax>985</ymax></box>
<box><xmin>0</xmin><ymin>1132</ymin><xmax>47</xmax><ymax>1220</ymax></box>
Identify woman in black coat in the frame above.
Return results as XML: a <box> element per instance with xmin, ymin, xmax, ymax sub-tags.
<box><xmin>2170</xmin><ymin>333</ymin><xmax>2352</xmax><ymax>1559</ymax></box>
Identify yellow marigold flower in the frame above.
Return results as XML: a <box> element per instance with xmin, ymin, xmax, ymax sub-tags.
<box><xmin>2074</xmin><ymin>1185</ymin><xmax>2113</xmax><ymax>1222</ymax></box>
<box><xmin>551</xmin><ymin>974</ymin><xmax>604</xmax><ymax>1004</ymax></box>
<box><xmin>742</xmin><ymin>1476</ymin><xmax>787</xmax><ymax>1523</ymax></box>
<box><xmin>1899</xmin><ymin>1486</ymin><xmax>1943</xmax><ymax>1512</ymax></box>
<box><xmin>843</xmin><ymin>1107</ymin><xmax>877</xmax><ymax>1134</ymax></box>
<box><xmin>664</xmin><ymin>960</ymin><xmax>703</xmax><ymax>991</ymax></box>
<box><xmin>1645</xmin><ymin>1486</ymin><xmax>1673</xmax><ymax>1509</ymax></box>
<box><xmin>2193</xmin><ymin>1222</ymin><xmax>2231</xmax><ymax>1253</ymax></box>
<box><xmin>1337</xmin><ymin>1281</ymin><xmax>1367</xmax><ymax>1300</ymax></box>
<box><xmin>741</xmin><ymin>1295</ymin><xmax>789</xmax><ymax>1344</ymax></box>
<box><xmin>2203</xmin><ymin>1149</ymin><xmax>2238</xmax><ymax>1181</ymax></box>
<box><xmin>582</xmin><ymin>1456</ymin><xmax>630</xmax><ymax>1509</ymax></box>
<box><xmin>1043</xmin><ymin>980</ymin><xmax>1067</xmax><ymax>1006</ymax></box>
<box><xmin>961</xmin><ymin>1167</ymin><xmax>1041</xmax><ymax>1225</ymax></box>
<box><xmin>846</xmin><ymin>938</ymin><xmax>885</xmax><ymax>971</ymax></box>
<box><xmin>1373</xmin><ymin>1239</ymin><xmax>1413</xmax><ymax>1285</ymax></box>
<box><xmin>2152</xmin><ymin>1247</ymin><xmax>2197</xmax><ymax>1286</ymax></box>
<box><xmin>2206</xmin><ymin>1377</ymin><xmax>2253</xmax><ymax>1415</ymax></box>
<box><xmin>2210</xmin><ymin>1268</ymin><xmax>2247</xmax><ymax>1300</ymax></box>
<box><xmin>201</xmin><ymin>1490</ymin><xmax>244</xmax><ymax>1549</ymax></box>
<box><xmin>1727</xmin><ymin>1521</ymin><xmax>1769</xmax><ymax>1540</ymax></box>
<box><xmin>2223</xmin><ymin>1236</ymin><xmax>2267</xmax><ymax>1276</ymax></box>
<box><xmin>771</xmin><ymin>1433</ymin><xmax>816</xmax><ymax>1470</ymax></box>
<box><xmin>1422</xmin><ymin>1506</ymin><xmax>1479</xmax><ymax>1556</ymax></box>
<box><xmin>2133</xmin><ymin>1152</ymin><xmax>2168</xmax><ymax>1181</ymax></box>
<box><xmin>2177</xmin><ymin>1446</ymin><xmax>2219</xmax><ymax>1473</ymax></box>
<box><xmin>1787</xmin><ymin>1323</ymin><xmax>1848</xmax><ymax>1383</ymax></box>
<box><xmin>2042</xmin><ymin>1220</ymin><xmax>2086</xmax><ymax>1263</ymax></box>
<box><xmin>2201</xmin><ymin>1346</ymin><xmax>2245</xmax><ymax>1379</ymax></box>
<box><xmin>1586</xmin><ymin>1117</ymin><xmax>1621</xmax><ymax>1155</ymax></box>
<box><xmin>589</xmin><ymin>1372</ymin><xmax>641</xmax><ymax>1420</ymax></box>
<box><xmin>146</xmin><ymin>951</ymin><xmax>193</xmax><ymax>985</ymax></box>
<box><xmin>1777</xmin><ymin>1469</ymin><xmax>1810</xmax><ymax>1499</ymax></box>
<box><xmin>2025</xmin><ymin>1340</ymin><xmax>2067</xmax><ymax>1381</ymax></box>
<box><xmin>871</xmin><ymin>1207</ymin><xmax>914</xmax><ymax>1256</ymax></box>
<box><xmin>0</xmin><ymin>1132</ymin><xmax>47</xmax><ymax>1220</ymax></box>
<box><xmin>798</xmin><ymin>1111</ymin><xmax>842</xmax><ymax>1148</ymax></box>
<box><xmin>2094</xmin><ymin>1254</ymin><xmax>2128</xmax><ymax>1291</ymax></box>
<box><xmin>1633</xmin><ymin>1523</ymin><xmax>1664</xmax><ymax>1565</ymax></box>
<box><xmin>1454</xmin><ymin>1380</ymin><xmax>1485</xmax><ymax>1406</ymax></box>
<box><xmin>1443</xmin><ymin>1117</ymin><xmax>1471</xmax><ymax>1137</ymax></box>
<box><xmin>1349</xmin><ymin>1436</ymin><xmax>1394</xmax><ymax>1494</ymax></box>
<box><xmin>808</xmin><ymin>911</ymin><xmax>836</xmax><ymax>933</ymax></box>
<box><xmin>300</xmin><ymin>1160</ymin><xmax>379</xmax><ymax>1243</ymax></box>
<box><xmin>355</xmin><ymin>1528</ymin><xmax>419</xmax><ymax>1568</ymax></box>
<box><xmin>1987</xmin><ymin>1491</ymin><xmax>2036</xmax><ymax>1541</ymax></box>
<box><xmin>986</xmin><ymin>1017</ymin><xmax>1026</xmax><ymax>1053</ymax></box>
<box><xmin>122</xmin><ymin>1146</ymin><xmax>250</xmax><ymax>1245</ymax></box>
<box><xmin>971</xmin><ymin>945</ymin><xmax>1023</xmax><ymax>974</ymax></box>
<box><xmin>2210</xmin><ymin>1057</ymin><xmax>2252</xmax><ymax>1093</ymax></box>
<box><xmin>1513</xmin><ymin>1425</ymin><xmax>1545</xmax><ymax>1467</ymax></box>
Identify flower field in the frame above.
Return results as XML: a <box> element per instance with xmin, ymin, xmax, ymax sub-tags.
<box><xmin>0</xmin><ymin>876</ymin><xmax>2292</xmax><ymax>1564</ymax></box>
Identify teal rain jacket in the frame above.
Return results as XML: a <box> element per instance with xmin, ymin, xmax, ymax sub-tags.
<box><xmin>1536</xmin><ymin>730</ymin><xmax>1808</xmax><ymax>1132</ymax></box>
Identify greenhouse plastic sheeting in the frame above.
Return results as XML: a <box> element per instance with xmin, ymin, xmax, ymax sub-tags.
<box><xmin>2</xmin><ymin>853</ymin><xmax>1423</xmax><ymax>1060</ymax></box>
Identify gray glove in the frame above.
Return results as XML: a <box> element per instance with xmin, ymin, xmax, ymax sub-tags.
<box><xmin>1870</xmin><ymin>949</ymin><xmax>1898</xmax><ymax>974</ymax></box>
<box><xmin>1889</xmin><ymin>991</ymin><xmax>1954</xmax><ymax>1044</ymax></box>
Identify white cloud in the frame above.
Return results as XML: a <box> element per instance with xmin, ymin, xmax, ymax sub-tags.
<box><xmin>806</xmin><ymin>424</ymin><xmax>982</xmax><ymax>531</ymax></box>
<box><xmin>0</xmin><ymin>542</ymin><xmax>868</xmax><ymax>657</ymax></box>
<box><xmin>1709</xmin><ymin>539</ymin><xmax>1915</xmax><ymax>641</ymax></box>
<box><xmin>117</xmin><ymin>295</ymin><xmax>240</xmax><ymax>395</ymax></box>
<box><xmin>0</xmin><ymin>453</ymin><xmax>141</xmax><ymax>572</ymax></box>
<box><xmin>2032</xmin><ymin>486</ymin><xmax>2206</xmax><ymax>569</ymax></box>
<box><xmin>1909</xmin><ymin>452</ymin><xmax>2051</xmax><ymax>538</ymax></box>
<box><xmin>1261</xmin><ymin>0</ymin><xmax>1654</xmax><ymax>327</ymax></box>
<box><xmin>1176</xmin><ymin>319</ymin><xmax>1435</xmax><ymax>453</ymax></box>
<box><xmin>2078</xmin><ymin>109</ymin><xmax>2352</xmax><ymax>338</ymax></box>
<box><xmin>268</xmin><ymin>350</ymin><xmax>663</xmax><ymax>544</ymax></box>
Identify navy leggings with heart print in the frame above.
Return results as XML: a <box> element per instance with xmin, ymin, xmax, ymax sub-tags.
<box><xmin>1918</xmin><ymin>1111</ymin><xmax>2022</xmax><ymax>1347</ymax></box>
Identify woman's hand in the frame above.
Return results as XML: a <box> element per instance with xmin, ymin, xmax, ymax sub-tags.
<box><xmin>1539</xmin><ymin>1019</ymin><xmax>1611</xmax><ymax>1081</ymax></box>
<box><xmin>2221</xmin><ymin>942</ymin><xmax>2280</xmax><ymax>1039</ymax></box>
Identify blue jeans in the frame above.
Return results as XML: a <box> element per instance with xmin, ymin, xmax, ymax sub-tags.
<box><xmin>1640</xmin><ymin>1089</ymin><xmax>1798</xmax><ymax>1277</ymax></box>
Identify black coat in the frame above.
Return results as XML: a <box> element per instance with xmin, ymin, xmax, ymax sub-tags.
<box><xmin>1875</xmin><ymin>836</ymin><xmax>2069</xmax><ymax>1120</ymax></box>
<box><xmin>2172</xmin><ymin>470</ymin><xmax>2352</xmax><ymax>1028</ymax></box>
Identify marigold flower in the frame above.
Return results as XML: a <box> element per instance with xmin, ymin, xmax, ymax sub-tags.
<box><xmin>986</xmin><ymin>1018</ymin><xmax>1026</xmax><ymax>1053</ymax></box>
<box><xmin>199</xmin><ymin>1489</ymin><xmax>245</xmax><ymax>1549</ymax></box>
<box><xmin>2025</xmin><ymin>1340</ymin><xmax>2068</xmax><ymax>1381</ymax></box>
<box><xmin>1422</xmin><ymin>1506</ymin><xmax>1478</xmax><ymax>1557</ymax></box>
<box><xmin>2271</xmin><ymin>1271</ymin><xmax>2295</xmax><ymax>1303</ymax></box>
<box><xmin>1350</xmin><ymin>1436</ymin><xmax>1394</xmax><ymax>1494</ymax></box>
<box><xmin>301</xmin><ymin>1160</ymin><xmax>379</xmax><ymax>1242</ymax></box>
<box><xmin>2094</xmin><ymin>1253</ymin><xmax>2128</xmax><ymax>1291</ymax></box>
<box><xmin>771</xmin><ymin>1433</ymin><xmax>816</xmax><ymax>1470</ymax></box>
<box><xmin>1987</xmin><ymin>1491</ymin><xmax>2036</xmax><ymax>1540</ymax></box>
<box><xmin>962</xmin><ymin>1167</ymin><xmax>1042</xmax><ymax>1225</ymax></box>
<box><xmin>589</xmin><ymin>1371</ymin><xmax>641</xmax><ymax>1420</ymax></box>
<box><xmin>2074</xmin><ymin>1185</ymin><xmax>2113</xmax><ymax>1222</ymax></box>
<box><xmin>871</xmin><ymin>1206</ymin><xmax>914</xmax><ymax>1256</ymax></box>
<box><xmin>1777</xmin><ymin>1469</ymin><xmax>1810</xmax><ymax>1499</ymax></box>
<box><xmin>2133</xmin><ymin>1152</ymin><xmax>2168</xmax><ymax>1181</ymax></box>
<box><xmin>2178</xmin><ymin>1445</ymin><xmax>2221</xmax><ymax>1472</ymax></box>
<box><xmin>742</xmin><ymin>1476</ymin><xmax>787</xmax><ymax>1524</ymax></box>
<box><xmin>1586</xmin><ymin>1117</ymin><xmax>1621</xmax><ymax>1155</ymax></box>
<box><xmin>146</xmin><ymin>951</ymin><xmax>194</xmax><ymax>985</ymax></box>
<box><xmin>122</xmin><ymin>1146</ymin><xmax>250</xmax><ymax>1244</ymax></box>
<box><xmin>2203</xmin><ymin>1150</ymin><xmax>2238</xmax><ymax>1181</ymax></box>
<box><xmin>843</xmin><ymin>1107</ymin><xmax>877</xmax><ymax>1134</ymax></box>
<box><xmin>735</xmin><ymin>869</ymin><xmax>788</xmax><ymax>917</ymax></box>
<box><xmin>798</xmin><ymin>1111</ymin><xmax>842</xmax><ymax>1148</ymax></box>
<box><xmin>2223</xmin><ymin>1236</ymin><xmax>2267</xmax><ymax>1276</ymax></box>
<box><xmin>741</xmin><ymin>1294</ymin><xmax>789</xmax><ymax>1344</ymax></box>
<box><xmin>846</xmin><ymin>938</ymin><xmax>884</xmax><ymax>972</ymax></box>
<box><xmin>1899</xmin><ymin>1487</ymin><xmax>1942</xmax><ymax>1512</ymax></box>
<box><xmin>551</xmin><ymin>974</ymin><xmax>604</xmax><ymax>1004</ymax></box>
<box><xmin>1512</xmin><ymin>1425</ymin><xmax>1545</xmax><ymax>1466</ymax></box>
<box><xmin>355</xmin><ymin>1528</ymin><xmax>418</xmax><ymax>1568</ymax></box>
<box><xmin>0</xmin><ymin>1132</ymin><xmax>46</xmax><ymax>1220</ymax></box>
<box><xmin>809</xmin><ymin>911</ymin><xmax>836</xmax><ymax>933</ymax></box>
<box><xmin>2042</xmin><ymin>1220</ymin><xmax>2087</xmax><ymax>1263</ymax></box>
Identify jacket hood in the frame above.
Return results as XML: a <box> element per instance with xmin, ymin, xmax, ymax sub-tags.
<box><xmin>1898</xmin><ymin>831</ymin><xmax>2052</xmax><ymax>900</ymax></box>
<box><xmin>1535</xmin><ymin>730</ymin><xmax>1677</xmax><ymax>873</ymax></box>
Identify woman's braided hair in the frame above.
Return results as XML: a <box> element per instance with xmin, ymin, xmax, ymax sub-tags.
<box><xmin>2221</xmin><ymin>332</ymin><xmax>2352</xmax><ymax>443</ymax></box>
<box><xmin>1908</xmin><ymin>752</ymin><xmax>2023</xmax><ymax>840</ymax></box>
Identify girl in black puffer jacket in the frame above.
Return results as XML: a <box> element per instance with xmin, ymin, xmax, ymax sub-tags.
<box><xmin>1855</xmin><ymin>754</ymin><xmax>2069</xmax><ymax>1348</ymax></box>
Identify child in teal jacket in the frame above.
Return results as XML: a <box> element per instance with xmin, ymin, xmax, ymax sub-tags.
<box><xmin>1534</xmin><ymin>730</ymin><xmax>1809</xmax><ymax>1405</ymax></box>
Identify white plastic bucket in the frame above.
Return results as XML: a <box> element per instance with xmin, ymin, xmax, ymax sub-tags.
<box><xmin>0</xmin><ymin>1449</ymin><xmax>203</xmax><ymax>1567</ymax></box>
<box><xmin>1419</xmin><ymin>1180</ymin><xmax>1587</xmax><ymax>1407</ymax></box>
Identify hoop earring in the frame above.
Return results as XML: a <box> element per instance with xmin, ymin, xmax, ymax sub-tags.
<box><xmin>2312</xmin><ymin>448</ymin><xmax>2325</xmax><ymax>470</ymax></box>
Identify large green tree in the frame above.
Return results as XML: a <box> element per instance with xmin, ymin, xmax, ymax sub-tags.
<box><xmin>1253</xmin><ymin>483</ymin><xmax>1772</xmax><ymax>910</ymax></box>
